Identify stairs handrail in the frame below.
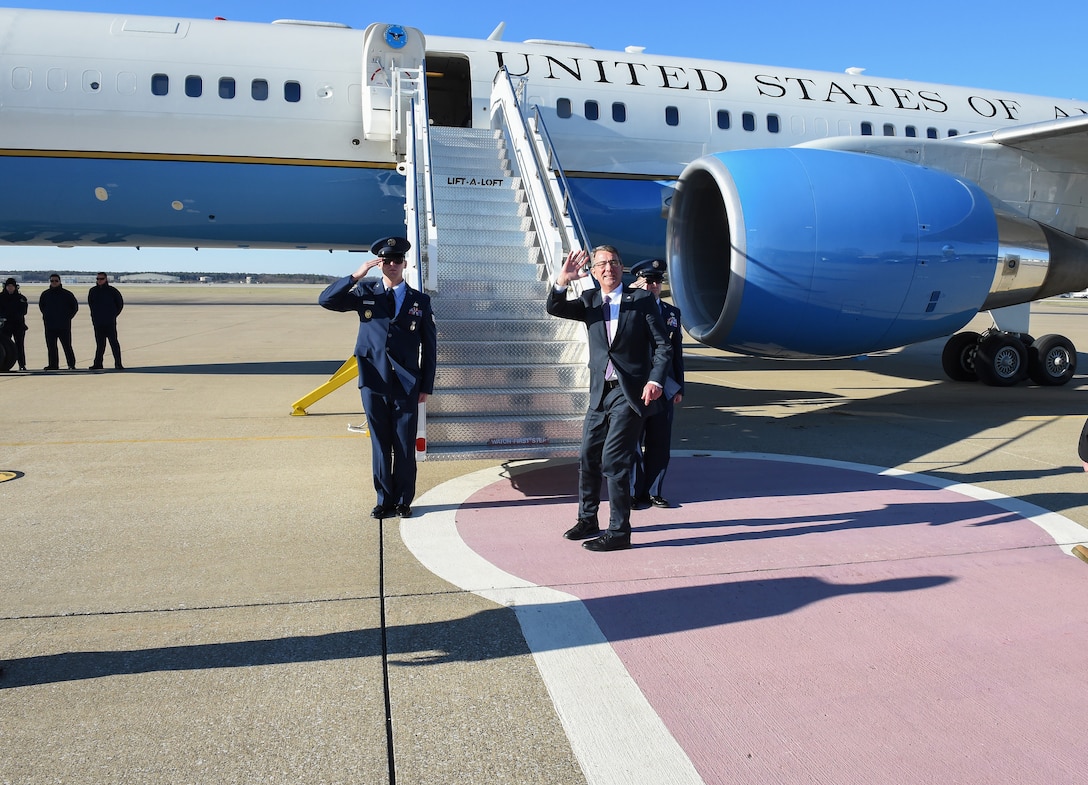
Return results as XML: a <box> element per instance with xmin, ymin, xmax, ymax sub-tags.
<box><xmin>394</xmin><ymin>66</ymin><xmax>437</xmax><ymax>293</ymax></box>
<box><xmin>490</xmin><ymin>68</ymin><xmax>589</xmax><ymax>279</ymax></box>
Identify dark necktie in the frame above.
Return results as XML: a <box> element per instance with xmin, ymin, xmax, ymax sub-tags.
<box><xmin>386</xmin><ymin>287</ymin><xmax>396</xmax><ymax>317</ymax></box>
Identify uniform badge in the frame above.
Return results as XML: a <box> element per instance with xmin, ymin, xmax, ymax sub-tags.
<box><xmin>364</xmin><ymin>309</ymin><xmax>373</xmax><ymax>319</ymax></box>
<box><xmin>667</xmin><ymin>315</ymin><xmax>678</xmax><ymax>328</ymax></box>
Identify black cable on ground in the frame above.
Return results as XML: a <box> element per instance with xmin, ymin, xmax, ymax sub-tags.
<box><xmin>378</xmin><ymin>513</ymin><xmax>397</xmax><ymax>785</ymax></box>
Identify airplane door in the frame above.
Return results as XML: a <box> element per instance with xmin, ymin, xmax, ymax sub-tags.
<box><xmin>361</xmin><ymin>23</ymin><xmax>426</xmax><ymax>142</ymax></box>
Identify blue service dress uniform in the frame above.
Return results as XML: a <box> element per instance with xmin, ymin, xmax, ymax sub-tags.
<box><xmin>319</xmin><ymin>275</ymin><xmax>437</xmax><ymax>512</ymax></box>
<box><xmin>633</xmin><ymin>297</ymin><xmax>685</xmax><ymax>502</ymax></box>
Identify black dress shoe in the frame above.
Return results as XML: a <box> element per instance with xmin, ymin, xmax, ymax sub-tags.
<box><xmin>650</xmin><ymin>495</ymin><xmax>671</xmax><ymax>508</ymax></box>
<box><xmin>395</xmin><ymin>504</ymin><xmax>412</xmax><ymax>518</ymax></box>
<box><xmin>583</xmin><ymin>534</ymin><xmax>632</xmax><ymax>552</ymax></box>
<box><xmin>563</xmin><ymin>519</ymin><xmax>600</xmax><ymax>540</ymax></box>
<box><xmin>371</xmin><ymin>504</ymin><xmax>393</xmax><ymax>519</ymax></box>
<box><xmin>631</xmin><ymin>495</ymin><xmax>652</xmax><ymax>510</ymax></box>
<box><xmin>88</xmin><ymin>365</ymin><xmax>104</xmax><ymax>370</ymax></box>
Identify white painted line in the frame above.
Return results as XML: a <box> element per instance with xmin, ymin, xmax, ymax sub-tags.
<box><xmin>405</xmin><ymin>465</ymin><xmax>707</xmax><ymax>785</ymax></box>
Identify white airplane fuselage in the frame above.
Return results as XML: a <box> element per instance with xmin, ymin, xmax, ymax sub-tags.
<box><xmin>4</xmin><ymin>7</ymin><xmax>1088</xmax><ymax>379</ymax></box>
<box><xmin>1</xmin><ymin>7</ymin><xmax>1083</xmax><ymax>256</ymax></box>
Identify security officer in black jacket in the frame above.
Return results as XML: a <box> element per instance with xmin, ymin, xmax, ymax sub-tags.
<box><xmin>1</xmin><ymin>277</ymin><xmax>29</xmax><ymax>371</ymax></box>
<box><xmin>87</xmin><ymin>272</ymin><xmax>124</xmax><ymax>370</ymax></box>
<box><xmin>319</xmin><ymin>237</ymin><xmax>437</xmax><ymax>520</ymax></box>
<box><xmin>630</xmin><ymin>259</ymin><xmax>685</xmax><ymax>509</ymax></box>
<box><xmin>38</xmin><ymin>273</ymin><xmax>79</xmax><ymax>370</ymax></box>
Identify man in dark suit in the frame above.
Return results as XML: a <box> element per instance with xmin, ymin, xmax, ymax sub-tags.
<box><xmin>319</xmin><ymin>236</ymin><xmax>437</xmax><ymax>520</ymax></box>
<box><xmin>629</xmin><ymin>259</ymin><xmax>685</xmax><ymax>509</ymax></box>
<box><xmin>547</xmin><ymin>245</ymin><xmax>672</xmax><ymax>551</ymax></box>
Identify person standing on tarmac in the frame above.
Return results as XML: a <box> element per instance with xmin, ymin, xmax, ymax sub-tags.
<box><xmin>38</xmin><ymin>274</ymin><xmax>78</xmax><ymax>371</ymax></box>
<box><xmin>1</xmin><ymin>277</ymin><xmax>29</xmax><ymax>371</ymax></box>
<box><xmin>87</xmin><ymin>272</ymin><xmax>124</xmax><ymax>370</ymax></box>
<box><xmin>629</xmin><ymin>259</ymin><xmax>685</xmax><ymax>510</ymax></box>
<box><xmin>319</xmin><ymin>236</ymin><xmax>437</xmax><ymax>520</ymax></box>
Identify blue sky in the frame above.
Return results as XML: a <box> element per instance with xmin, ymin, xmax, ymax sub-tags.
<box><xmin>3</xmin><ymin>0</ymin><xmax>1085</xmax><ymax>275</ymax></box>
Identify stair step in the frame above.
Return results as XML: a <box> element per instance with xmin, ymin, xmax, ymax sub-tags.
<box><xmin>428</xmin><ymin>388</ymin><xmax>588</xmax><ymax>416</ymax></box>
<box><xmin>436</xmin><ymin>363</ymin><xmax>588</xmax><ymax>388</ymax></box>
<box><xmin>425</xmin><ymin>413</ymin><xmax>584</xmax><ymax>447</ymax></box>
<box><xmin>434</xmin><ymin>279</ymin><xmax>555</xmax><ymax>300</ymax></box>
<box><xmin>437</xmin><ymin>318</ymin><xmax>582</xmax><ymax>342</ymax></box>
<box><xmin>436</xmin><ymin>340</ymin><xmax>586</xmax><ymax>366</ymax></box>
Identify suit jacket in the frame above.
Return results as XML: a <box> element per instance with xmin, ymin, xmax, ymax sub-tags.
<box><xmin>659</xmin><ymin>299</ymin><xmax>685</xmax><ymax>398</ymax></box>
<box><xmin>547</xmin><ymin>284</ymin><xmax>672</xmax><ymax>415</ymax></box>
<box><xmin>320</xmin><ymin>276</ymin><xmax>437</xmax><ymax>398</ymax></box>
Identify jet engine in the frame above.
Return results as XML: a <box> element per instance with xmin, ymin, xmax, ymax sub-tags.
<box><xmin>667</xmin><ymin>147</ymin><xmax>1084</xmax><ymax>385</ymax></box>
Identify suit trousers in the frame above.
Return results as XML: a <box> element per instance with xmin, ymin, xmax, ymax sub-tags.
<box><xmin>92</xmin><ymin>321</ymin><xmax>122</xmax><ymax>366</ymax></box>
<box><xmin>44</xmin><ymin>325</ymin><xmax>75</xmax><ymax>369</ymax></box>
<box><xmin>360</xmin><ymin>386</ymin><xmax>419</xmax><ymax>509</ymax></box>
<box><xmin>578</xmin><ymin>386</ymin><xmax>644</xmax><ymax>533</ymax></box>
<box><xmin>633</xmin><ymin>400</ymin><xmax>674</xmax><ymax>498</ymax></box>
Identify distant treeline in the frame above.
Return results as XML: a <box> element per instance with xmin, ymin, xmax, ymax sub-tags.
<box><xmin>2</xmin><ymin>271</ymin><xmax>338</xmax><ymax>284</ymax></box>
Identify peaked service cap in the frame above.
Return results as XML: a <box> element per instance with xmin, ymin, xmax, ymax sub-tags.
<box><xmin>631</xmin><ymin>258</ymin><xmax>667</xmax><ymax>280</ymax></box>
<box><xmin>371</xmin><ymin>236</ymin><xmax>411</xmax><ymax>257</ymax></box>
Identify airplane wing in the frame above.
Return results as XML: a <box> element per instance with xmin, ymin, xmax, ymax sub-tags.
<box><xmin>980</xmin><ymin>114</ymin><xmax>1088</xmax><ymax>170</ymax></box>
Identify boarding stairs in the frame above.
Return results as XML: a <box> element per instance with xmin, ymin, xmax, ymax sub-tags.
<box><xmin>404</xmin><ymin>70</ymin><xmax>593</xmax><ymax>460</ymax></box>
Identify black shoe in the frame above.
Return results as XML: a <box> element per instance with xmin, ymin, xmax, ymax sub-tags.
<box><xmin>395</xmin><ymin>504</ymin><xmax>412</xmax><ymax>518</ymax></box>
<box><xmin>632</xmin><ymin>495</ymin><xmax>652</xmax><ymax>510</ymax></box>
<box><xmin>43</xmin><ymin>366</ymin><xmax>58</xmax><ymax>371</ymax></box>
<box><xmin>67</xmin><ymin>366</ymin><xmax>76</xmax><ymax>371</ymax></box>
<box><xmin>650</xmin><ymin>495</ymin><xmax>671</xmax><ymax>508</ymax></box>
<box><xmin>371</xmin><ymin>504</ymin><xmax>394</xmax><ymax>519</ymax></box>
<box><xmin>88</xmin><ymin>365</ymin><xmax>104</xmax><ymax>370</ymax></box>
<box><xmin>563</xmin><ymin>519</ymin><xmax>601</xmax><ymax>540</ymax></box>
<box><xmin>583</xmin><ymin>534</ymin><xmax>632</xmax><ymax>552</ymax></box>
<box><xmin>114</xmin><ymin>364</ymin><xmax>125</xmax><ymax>370</ymax></box>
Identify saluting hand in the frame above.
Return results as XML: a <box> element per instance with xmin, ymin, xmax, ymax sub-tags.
<box><xmin>352</xmin><ymin>257</ymin><xmax>383</xmax><ymax>281</ymax></box>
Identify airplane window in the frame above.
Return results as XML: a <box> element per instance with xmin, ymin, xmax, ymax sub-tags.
<box><xmin>284</xmin><ymin>81</ymin><xmax>301</xmax><ymax>103</ymax></box>
<box><xmin>12</xmin><ymin>67</ymin><xmax>31</xmax><ymax>91</ymax></box>
<box><xmin>612</xmin><ymin>102</ymin><xmax>626</xmax><ymax>122</ymax></box>
<box><xmin>151</xmin><ymin>73</ymin><xmax>169</xmax><ymax>96</ymax></box>
<box><xmin>905</xmin><ymin>125</ymin><xmax>917</xmax><ymax>138</ymax></box>
<box><xmin>47</xmin><ymin>68</ymin><xmax>67</xmax><ymax>92</ymax></box>
<box><xmin>883</xmin><ymin>123</ymin><xmax>895</xmax><ymax>136</ymax></box>
<box><xmin>861</xmin><ymin>122</ymin><xmax>873</xmax><ymax>136</ymax></box>
<box><xmin>585</xmin><ymin>100</ymin><xmax>599</xmax><ymax>121</ymax></box>
<box><xmin>665</xmin><ymin>106</ymin><xmax>679</xmax><ymax>126</ymax></box>
<box><xmin>252</xmin><ymin>79</ymin><xmax>269</xmax><ymax>101</ymax></box>
<box><xmin>717</xmin><ymin>110</ymin><xmax>730</xmax><ymax>130</ymax></box>
<box><xmin>947</xmin><ymin>129</ymin><xmax>959</xmax><ymax>137</ymax></box>
<box><xmin>767</xmin><ymin>114</ymin><xmax>780</xmax><ymax>133</ymax></box>
<box><xmin>927</xmin><ymin>127</ymin><xmax>938</xmax><ymax>139</ymax></box>
<box><xmin>185</xmin><ymin>75</ymin><xmax>202</xmax><ymax>98</ymax></box>
<box><xmin>557</xmin><ymin>97</ymin><xmax>572</xmax><ymax>118</ymax></box>
<box><xmin>83</xmin><ymin>70</ymin><xmax>102</xmax><ymax>93</ymax></box>
<box><xmin>742</xmin><ymin>112</ymin><xmax>755</xmax><ymax>132</ymax></box>
<box><xmin>219</xmin><ymin>77</ymin><xmax>236</xmax><ymax>99</ymax></box>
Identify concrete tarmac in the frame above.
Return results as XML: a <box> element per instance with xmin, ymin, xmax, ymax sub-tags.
<box><xmin>2</xmin><ymin>284</ymin><xmax>1087</xmax><ymax>784</ymax></box>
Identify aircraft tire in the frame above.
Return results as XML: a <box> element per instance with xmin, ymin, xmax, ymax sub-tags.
<box><xmin>0</xmin><ymin>333</ymin><xmax>15</xmax><ymax>372</ymax></box>
<box><xmin>974</xmin><ymin>332</ymin><xmax>1028</xmax><ymax>387</ymax></box>
<box><xmin>1027</xmin><ymin>334</ymin><xmax>1077</xmax><ymax>386</ymax></box>
<box><xmin>941</xmin><ymin>331</ymin><xmax>980</xmax><ymax>382</ymax></box>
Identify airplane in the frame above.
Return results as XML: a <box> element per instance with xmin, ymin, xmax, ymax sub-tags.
<box><xmin>1</xmin><ymin>5</ymin><xmax>1087</xmax><ymax>386</ymax></box>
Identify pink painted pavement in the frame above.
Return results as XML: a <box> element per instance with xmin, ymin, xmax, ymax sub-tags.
<box><xmin>454</xmin><ymin>456</ymin><xmax>1088</xmax><ymax>785</ymax></box>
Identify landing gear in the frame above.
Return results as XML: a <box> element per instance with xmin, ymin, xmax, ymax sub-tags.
<box><xmin>941</xmin><ymin>329</ymin><xmax>1076</xmax><ymax>386</ymax></box>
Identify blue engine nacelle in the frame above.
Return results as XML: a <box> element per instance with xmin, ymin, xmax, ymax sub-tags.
<box><xmin>668</xmin><ymin>148</ymin><xmax>1017</xmax><ymax>358</ymax></box>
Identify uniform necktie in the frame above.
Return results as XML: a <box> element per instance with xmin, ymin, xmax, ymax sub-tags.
<box><xmin>386</xmin><ymin>287</ymin><xmax>396</xmax><ymax>317</ymax></box>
